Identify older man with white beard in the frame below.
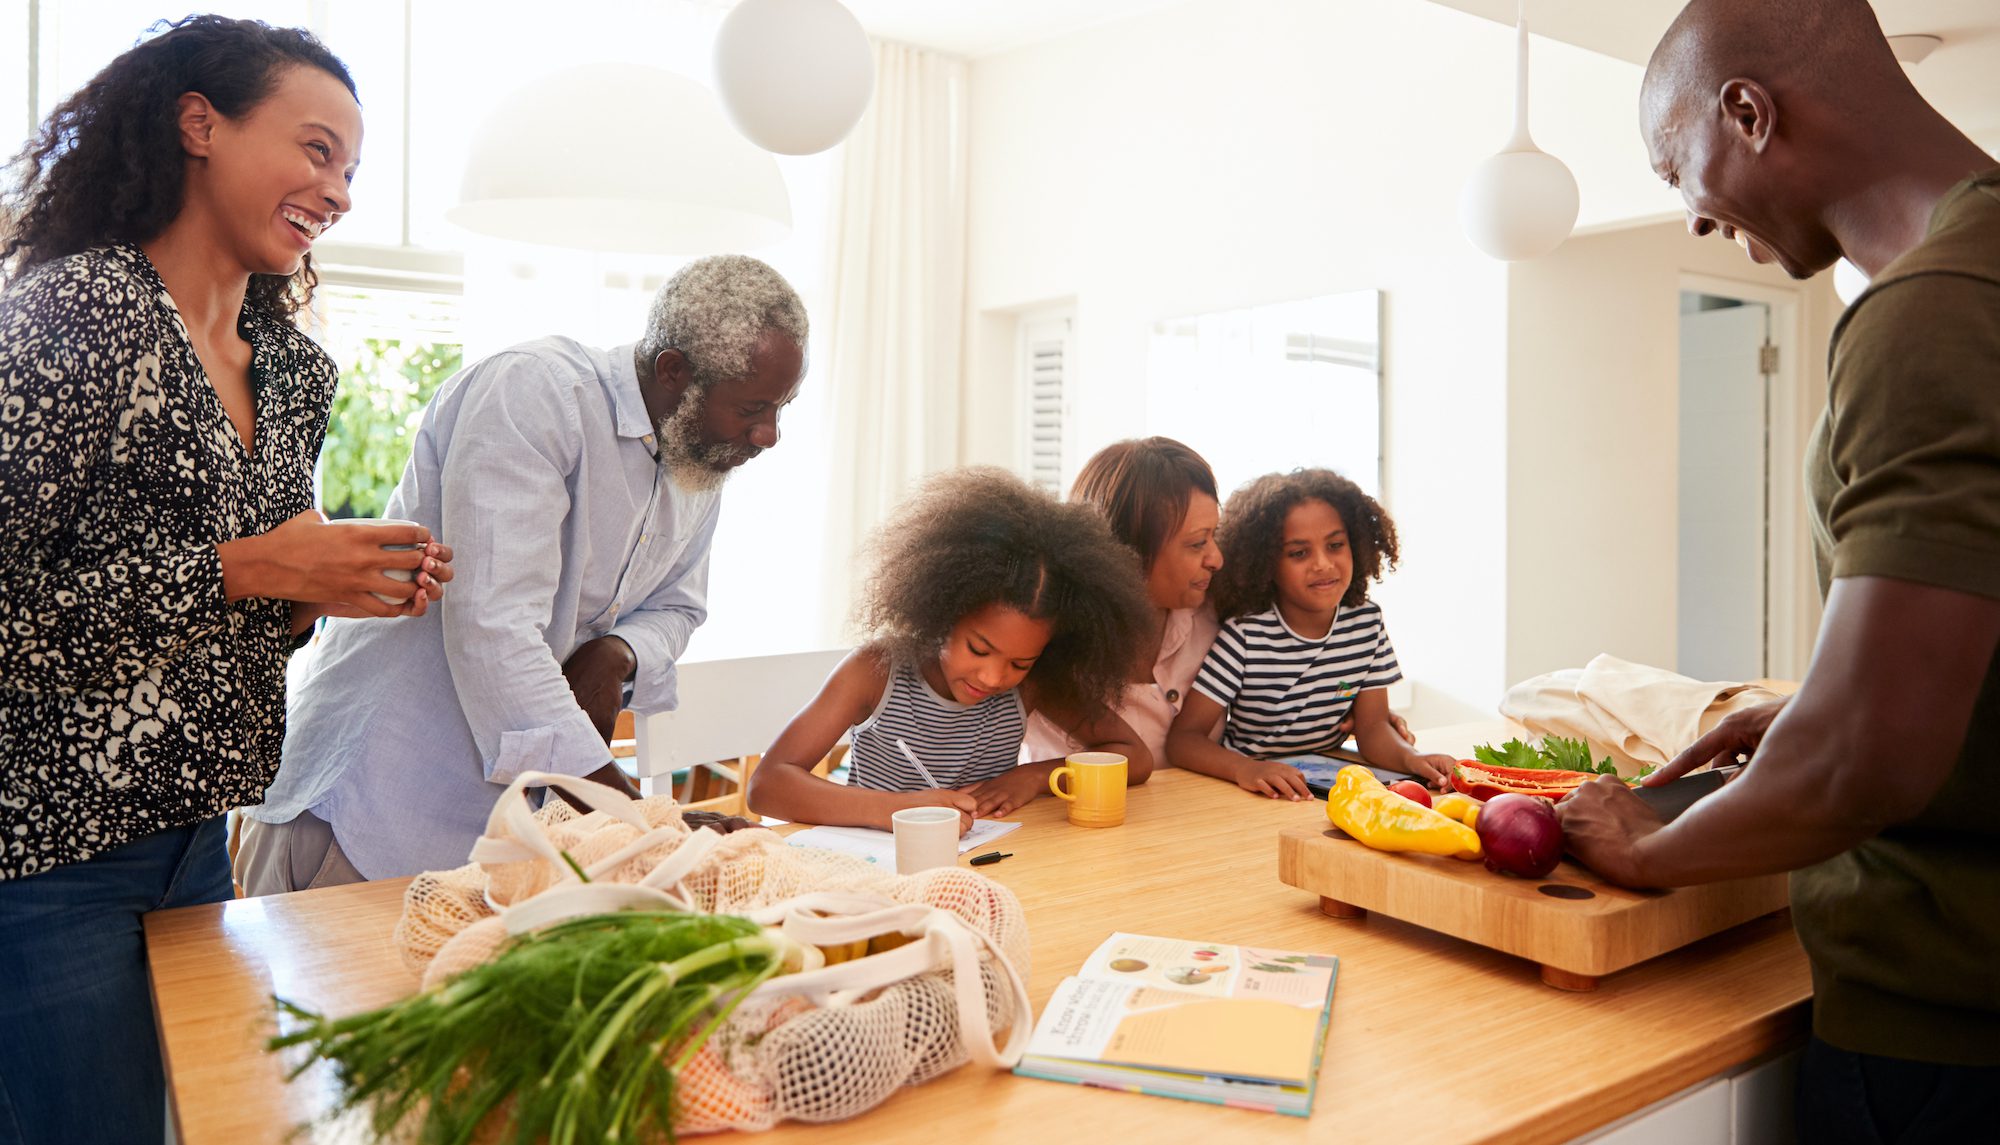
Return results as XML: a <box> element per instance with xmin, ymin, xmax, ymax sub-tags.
<box><xmin>238</xmin><ymin>255</ymin><xmax>807</xmax><ymax>891</ymax></box>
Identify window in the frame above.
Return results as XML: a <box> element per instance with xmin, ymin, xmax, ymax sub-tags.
<box><xmin>1146</xmin><ymin>291</ymin><xmax>1384</xmax><ymax>501</ymax></box>
<box><xmin>307</xmin><ymin>276</ymin><xmax>462</xmax><ymax>519</ymax></box>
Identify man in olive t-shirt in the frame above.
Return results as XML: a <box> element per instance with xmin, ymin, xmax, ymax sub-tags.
<box><xmin>1795</xmin><ymin>171</ymin><xmax>2000</xmax><ymax>1064</ymax></box>
<box><xmin>1555</xmin><ymin>2</ymin><xmax>2000</xmax><ymax>1140</ymax></box>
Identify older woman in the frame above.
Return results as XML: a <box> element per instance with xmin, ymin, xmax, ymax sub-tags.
<box><xmin>1024</xmin><ymin>438</ymin><xmax>1225</xmax><ymax>767</ymax></box>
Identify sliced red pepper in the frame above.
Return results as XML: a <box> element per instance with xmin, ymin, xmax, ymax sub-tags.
<box><xmin>1451</xmin><ymin>760</ymin><xmax>1596</xmax><ymax>802</ymax></box>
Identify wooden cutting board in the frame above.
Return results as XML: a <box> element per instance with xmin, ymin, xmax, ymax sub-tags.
<box><xmin>1277</xmin><ymin>823</ymin><xmax>1789</xmax><ymax>990</ymax></box>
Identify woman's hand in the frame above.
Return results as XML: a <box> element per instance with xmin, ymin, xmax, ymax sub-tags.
<box><xmin>220</xmin><ymin>511</ymin><xmax>451</xmax><ymax>617</ymax></box>
<box><xmin>416</xmin><ymin>539</ymin><xmax>454</xmax><ymax>605</ymax></box>
<box><xmin>1235</xmin><ymin>758</ymin><xmax>1314</xmax><ymax>801</ymax></box>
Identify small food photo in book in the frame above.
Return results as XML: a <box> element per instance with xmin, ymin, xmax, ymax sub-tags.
<box><xmin>1084</xmin><ymin>934</ymin><xmax>1333</xmax><ymax>1006</ymax></box>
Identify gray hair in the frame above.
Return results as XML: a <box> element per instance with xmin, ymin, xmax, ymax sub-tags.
<box><xmin>635</xmin><ymin>254</ymin><xmax>808</xmax><ymax>387</ymax></box>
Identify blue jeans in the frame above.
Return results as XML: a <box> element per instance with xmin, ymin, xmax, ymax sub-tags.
<box><xmin>1799</xmin><ymin>1035</ymin><xmax>2000</xmax><ymax>1144</ymax></box>
<box><xmin>0</xmin><ymin>817</ymin><xmax>231</xmax><ymax>1145</ymax></box>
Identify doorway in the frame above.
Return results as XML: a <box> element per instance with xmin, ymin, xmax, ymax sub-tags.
<box><xmin>1676</xmin><ymin>291</ymin><xmax>1777</xmax><ymax>681</ymax></box>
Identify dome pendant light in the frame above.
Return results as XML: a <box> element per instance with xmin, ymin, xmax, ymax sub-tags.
<box><xmin>1459</xmin><ymin>0</ymin><xmax>1580</xmax><ymax>260</ymax></box>
<box><xmin>449</xmin><ymin>65</ymin><xmax>791</xmax><ymax>255</ymax></box>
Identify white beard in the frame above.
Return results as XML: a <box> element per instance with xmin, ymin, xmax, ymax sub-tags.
<box><xmin>658</xmin><ymin>394</ymin><xmax>754</xmax><ymax>493</ymax></box>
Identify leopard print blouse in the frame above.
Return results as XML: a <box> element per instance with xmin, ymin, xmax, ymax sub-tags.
<box><xmin>0</xmin><ymin>244</ymin><xmax>336</xmax><ymax>879</ymax></box>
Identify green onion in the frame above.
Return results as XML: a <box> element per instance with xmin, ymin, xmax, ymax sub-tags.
<box><xmin>270</xmin><ymin>911</ymin><xmax>787</xmax><ymax>1143</ymax></box>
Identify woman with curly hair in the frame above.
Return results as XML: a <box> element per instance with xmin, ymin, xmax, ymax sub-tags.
<box><xmin>1167</xmin><ymin>468</ymin><xmax>1454</xmax><ymax>800</ymax></box>
<box><xmin>749</xmin><ymin>467</ymin><xmax>1154</xmax><ymax>829</ymax></box>
<box><xmin>0</xmin><ymin>17</ymin><xmax>449</xmax><ymax>1142</ymax></box>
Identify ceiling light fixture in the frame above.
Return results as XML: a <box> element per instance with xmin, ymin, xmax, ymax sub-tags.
<box><xmin>714</xmin><ymin>0</ymin><xmax>875</xmax><ymax>156</ymax></box>
<box><xmin>1887</xmin><ymin>34</ymin><xmax>1943</xmax><ymax>66</ymax></box>
<box><xmin>448</xmin><ymin>65</ymin><xmax>792</xmax><ymax>255</ymax></box>
<box><xmin>1833</xmin><ymin>259</ymin><xmax>1869</xmax><ymax>304</ymax></box>
<box><xmin>1459</xmin><ymin>0</ymin><xmax>1579</xmax><ymax>261</ymax></box>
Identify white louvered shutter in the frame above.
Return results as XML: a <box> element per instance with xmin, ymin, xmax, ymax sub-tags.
<box><xmin>1021</xmin><ymin>313</ymin><xmax>1073</xmax><ymax>494</ymax></box>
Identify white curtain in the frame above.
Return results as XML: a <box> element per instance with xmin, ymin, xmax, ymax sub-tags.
<box><xmin>819</xmin><ymin>39</ymin><xmax>971</xmax><ymax>641</ymax></box>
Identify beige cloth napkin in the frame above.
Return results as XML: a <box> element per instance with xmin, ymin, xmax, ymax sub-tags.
<box><xmin>1499</xmin><ymin>654</ymin><xmax>1783</xmax><ymax>777</ymax></box>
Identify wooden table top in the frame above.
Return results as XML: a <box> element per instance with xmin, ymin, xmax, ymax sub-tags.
<box><xmin>147</xmin><ymin>729</ymin><xmax>1811</xmax><ymax>1145</ymax></box>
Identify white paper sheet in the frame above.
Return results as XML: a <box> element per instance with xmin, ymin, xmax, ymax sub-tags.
<box><xmin>785</xmin><ymin>819</ymin><xmax>1022</xmax><ymax>865</ymax></box>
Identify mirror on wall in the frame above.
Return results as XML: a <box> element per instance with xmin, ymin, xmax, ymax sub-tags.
<box><xmin>1144</xmin><ymin>290</ymin><xmax>1383</xmax><ymax>503</ymax></box>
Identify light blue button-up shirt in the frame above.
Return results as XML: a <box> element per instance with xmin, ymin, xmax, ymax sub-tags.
<box><xmin>252</xmin><ymin>336</ymin><xmax>719</xmax><ymax>879</ymax></box>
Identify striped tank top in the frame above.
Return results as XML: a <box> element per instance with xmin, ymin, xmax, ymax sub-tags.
<box><xmin>847</xmin><ymin>660</ymin><xmax>1028</xmax><ymax>792</ymax></box>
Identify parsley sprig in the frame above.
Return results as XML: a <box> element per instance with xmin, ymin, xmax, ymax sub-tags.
<box><xmin>1473</xmin><ymin>735</ymin><xmax>1627</xmax><ymax>776</ymax></box>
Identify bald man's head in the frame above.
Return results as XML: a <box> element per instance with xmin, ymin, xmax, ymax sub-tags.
<box><xmin>1643</xmin><ymin>0</ymin><xmax>1903</xmax><ymax>127</ymax></box>
<box><xmin>1640</xmin><ymin>0</ymin><xmax>1915</xmax><ymax>278</ymax></box>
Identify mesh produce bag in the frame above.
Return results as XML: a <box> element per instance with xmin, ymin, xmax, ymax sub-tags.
<box><xmin>391</xmin><ymin>770</ymin><xmax>1032</xmax><ymax>1134</ymax></box>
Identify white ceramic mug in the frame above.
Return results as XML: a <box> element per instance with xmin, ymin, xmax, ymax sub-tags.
<box><xmin>891</xmin><ymin>806</ymin><xmax>960</xmax><ymax>875</ymax></box>
<box><xmin>327</xmin><ymin>517</ymin><xmax>423</xmax><ymax>604</ymax></box>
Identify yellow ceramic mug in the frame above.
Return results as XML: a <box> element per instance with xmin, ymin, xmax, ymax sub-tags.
<box><xmin>1048</xmin><ymin>752</ymin><xmax>1128</xmax><ymax>828</ymax></box>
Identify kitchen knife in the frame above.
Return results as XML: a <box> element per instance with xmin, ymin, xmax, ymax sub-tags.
<box><xmin>1628</xmin><ymin>766</ymin><xmax>1738</xmax><ymax>822</ymax></box>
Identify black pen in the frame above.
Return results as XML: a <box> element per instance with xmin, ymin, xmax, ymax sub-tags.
<box><xmin>969</xmin><ymin>851</ymin><xmax>1011</xmax><ymax>866</ymax></box>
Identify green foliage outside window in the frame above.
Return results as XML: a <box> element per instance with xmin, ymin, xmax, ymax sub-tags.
<box><xmin>319</xmin><ymin>338</ymin><xmax>463</xmax><ymax>518</ymax></box>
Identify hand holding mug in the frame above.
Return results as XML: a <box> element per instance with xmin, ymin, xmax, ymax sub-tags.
<box><xmin>221</xmin><ymin>511</ymin><xmax>452</xmax><ymax>618</ymax></box>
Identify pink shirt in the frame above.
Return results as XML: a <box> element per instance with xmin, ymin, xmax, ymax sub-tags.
<box><xmin>1023</xmin><ymin>606</ymin><xmax>1221</xmax><ymax>769</ymax></box>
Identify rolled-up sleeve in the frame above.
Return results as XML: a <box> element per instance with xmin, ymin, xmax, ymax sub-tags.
<box><xmin>436</xmin><ymin>355</ymin><xmax>609</xmax><ymax>785</ymax></box>
<box><xmin>608</xmin><ymin>497</ymin><xmax>720</xmax><ymax>713</ymax></box>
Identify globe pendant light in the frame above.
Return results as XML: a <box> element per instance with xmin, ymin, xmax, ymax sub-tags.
<box><xmin>1459</xmin><ymin>0</ymin><xmax>1579</xmax><ymax>261</ymax></box>
<box><xmin>714</xmin><ymin>0</ymin><xmax>875</xmax><ymax>156</ymax></box>
<box><xmin>1833</xmin><ymin>258</ymin><xmax>1869</xmax><ymax>304</ymax></box>
<box><xmin>449</xmin><ymin>65</ymin><xmax>791</xmax><ymax>255</ymax></box>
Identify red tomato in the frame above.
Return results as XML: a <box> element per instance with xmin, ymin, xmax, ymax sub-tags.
<box><xmin>1386</xmin><ymin>780</ymin><xmax>1433</xmax><ymax>807</ymax></box>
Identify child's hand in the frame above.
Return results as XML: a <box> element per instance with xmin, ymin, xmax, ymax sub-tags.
<box><xmin>1236</xmin><ymin>759</ymin><xmax>1315</xmax><ymax>801</ymax></box>
<box><xmin>897</xmin><ymin>789</ymin><xmax>977</xmax><ymax>835</ymax></box>
<box><xmin>1406</xmin><ymin>752</ymin><xmax>1458</xmax><ymax>790</ymax></box>
<box><xmin>960</xmin><ymin>767</ymin><xmax>1046</xmax><ymax>819</ymax></box>
<box><xmin>1336</xmin><ymin>711</ymin><xmax>1415</xmax><ymax>746</ymax></box>
<box><xmin>1388</xmin><ymin>712</ymin><xmax>1415</xmax><ymax>746</ymax></box>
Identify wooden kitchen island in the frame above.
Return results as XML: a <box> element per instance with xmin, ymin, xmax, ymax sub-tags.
<box><xmin>147</xmin><ymin>728</ymin><xmax>1810</xmax><ymax>1145</ymax></box>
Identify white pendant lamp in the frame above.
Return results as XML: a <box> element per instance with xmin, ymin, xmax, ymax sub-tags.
<box><xmin>1833</xmin><ymin>258</ymin><xmax>1869</xmax><ymax>304</ymax></box>
<box><xmin>714</xmin><ymin>0</ymin><xmax>875</xmax><ymax>156</ymax></box>
<box><xmin>1459</xmin><ymin>0</ymin><xmax>1579</xmax><ymax>261</ymax></box>
<box><xmin>448</xmin><ymin>65</ymin><xmax>791</xmax><ymax>255</ymax></box>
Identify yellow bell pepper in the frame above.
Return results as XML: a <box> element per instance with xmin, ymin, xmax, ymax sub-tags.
<box><xmin>1325</xmin><ymin>765</ymin><xmax>1482</xmax><ymax>860</ymax></box>
<box><xmin>1431</xmin><ymin>792</ymin><xmax>1482</xmax><ymax>825</ymax></box>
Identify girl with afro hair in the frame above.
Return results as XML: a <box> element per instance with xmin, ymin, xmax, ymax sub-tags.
<box><xmin>1167</xmin><ymin>468</ymin><xmax>1454</xmax><ymax>799</ymax></box>
<box><xmin>749</xmin><ymin>467</ymin><xmax>1155</xmax><ymax>831</ymax></box>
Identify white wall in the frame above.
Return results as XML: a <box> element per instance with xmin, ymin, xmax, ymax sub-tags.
<box><xmin>961</xmin><ymin>0</ymin><xmax>1687</xmax><ymax>723</ymax></box>
<box><xmin>1503</xmin><ymin>222</ymin><xmax>1840</xmax><ymax>687</ymax></box>
<box><xmin>960</xmin><ymin>0</ymin><xmax>1850</xmax><ymax>723</ymax></box>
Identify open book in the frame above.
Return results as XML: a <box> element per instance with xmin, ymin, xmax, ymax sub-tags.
<box><xmin>1013</xmin><ymin>932</ymin><xmax>1339</xmax><ymax>1117</ymax></box>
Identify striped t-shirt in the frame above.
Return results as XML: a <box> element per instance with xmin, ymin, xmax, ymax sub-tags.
<box><xmin>847</xmin><ymin>660</ymin><xmax>1028</xmax><ymax>791</ymax></box>
<box><xmin>1193</xmin><ymin>601</ymin><xmax>1403</xmax><ymax>759</ymax></box>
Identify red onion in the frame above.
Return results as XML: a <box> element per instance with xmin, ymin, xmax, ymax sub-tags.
<box><xmin>1475</xmin><ymin>793</ymin><xmax>1564</xmax><ymax>878</ymax></box>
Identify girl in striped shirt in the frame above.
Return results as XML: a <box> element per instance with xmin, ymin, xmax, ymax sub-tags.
<box><xmin>1167</xmin><ymin>469</ymin><xmax>1455</xmax><ymax>800</ymax></box>
<box><xmin>748</xmin><ymin>467</ymin><xmax>1155</xmax><ymax>833</ymax></box>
